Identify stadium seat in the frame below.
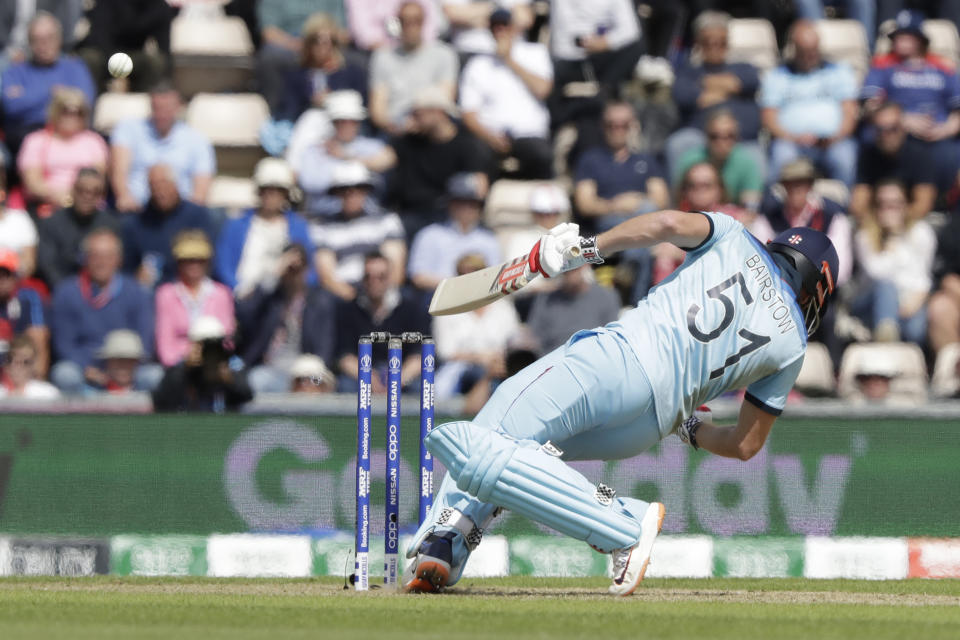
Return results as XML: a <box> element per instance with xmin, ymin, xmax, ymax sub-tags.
<box><xmin>484</xmin><ymin>180</ymin><xmax>571</xmax><ymax>228</ymax></box>
<box><xmin>875</xmin><ymin>19</ymin><xmax>960</xmax><ymax>67</ymax></box>
<box><xmin>837</xmin><ymin>342</ymin><xmax>928</xmax><ymax>404</ymax></box>
<box><xmin>795</xmin><ymin>341</ymin><xmax>835</xmax><ymax>396</ymax></box>
<box><xmin>92</xmin><ymin>92</ymin><xmax>151</xmax><ymax>135</ymax></box>
<box><xmin>186</xmin><ymin>93</ymin><xmax>268</xmax><ymax>176</ymax></box>
<box><xmin>207</xmin><ymin>175</ymin><xmax>258</xmax><ymax>214</ymax></box>
<box><xmin>727</xmin><ymin>19</ymin><xmax>780</xmax><ymax>73</ymax></box>
<box><xmin>815</xmin><ymin>20</ymin><xmax>870</xmax><ymax>81</ymax></box>
<box><xmin>930</xmin><ymin>342</ymin><xmax>960</xmax><ymax>398</ymax></box>
<box><xmin>170</xmin><ymin>15</ymin><xmax>255</xmax><ymax>98</ymax></box>
<box><xmin>813</xmin><ymin>179</ymin><xmax>850</xmax><ymax>206</ymax></box>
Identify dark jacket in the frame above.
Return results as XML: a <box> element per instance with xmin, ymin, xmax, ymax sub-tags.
<box><xmin>122</xmin><ymin>199</ymin><xmax>214</xmax><ymax>285</ymax></box>
<box><xmin>672</xmin><ymin>60</ymin><xmax>761</xmax><ymax>140</ymax></box>
<box><xmin>152</xmin><ymin>362</ymin><xmax>253</xmax><ymax>413</ymax></box>
<box><xmin>38</xmin><ymin>206</ymin><xmax>122</xmax><ymax>288</ymax></box>
<box><xmin>235</xmin><ymin>284</ymin><xmax>337</xmax><ymax>367</ymax></box>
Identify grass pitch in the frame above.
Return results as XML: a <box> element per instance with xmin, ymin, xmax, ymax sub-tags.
<box><xmin>1</xmin><ymin>576</ymin><xmax>959</xmax><ymax>640</ymax></box>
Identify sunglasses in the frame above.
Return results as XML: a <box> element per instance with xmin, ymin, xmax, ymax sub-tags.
<box><xmin>708</xmin><ymin>131</ymin><xmax>736</xmax><ymax>140</ymax></box>
<box><xmin>61</xmin><ymin>107</ymin><xmax>85</xmax><ymax>116</ymax></box>
<box><xmin>603</xmin><ymin>120</ymin><xmax>631</xmax><ymax>130</ymax></box>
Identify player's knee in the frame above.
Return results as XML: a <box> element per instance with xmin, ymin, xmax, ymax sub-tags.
<box><xmin>425</xmin><ymin>421</ymin><xmax>522</xmax><ymax>502</ymax></box>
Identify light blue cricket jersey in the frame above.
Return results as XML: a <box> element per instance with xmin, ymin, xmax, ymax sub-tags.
<box><xmin>608</xmin><ymin>212</ymin><xmax>807</xmax><ymax>435</ymax></box>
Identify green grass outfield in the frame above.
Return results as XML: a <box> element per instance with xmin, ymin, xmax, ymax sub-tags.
<box><xmin>2</xmin><ymin>576</ymin><xmax>960</xmax><ymax>640</ymax></box>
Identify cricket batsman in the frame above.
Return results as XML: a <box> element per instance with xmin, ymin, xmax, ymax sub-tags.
<box><xmin>404</xmin><ymin>209</ymin><xmax>838</xmax><ymax>596</ymax></box>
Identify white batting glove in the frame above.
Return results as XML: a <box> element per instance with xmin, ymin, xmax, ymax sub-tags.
<box><xmin>528</xmin><ymin>223</ymin><xmax>590</xmax><ymax>278</ymax></box>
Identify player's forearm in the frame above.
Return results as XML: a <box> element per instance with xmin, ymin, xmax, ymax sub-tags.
<box><xmin>596</xmin><ymin>210</ymin><xmax>709</xmax><ymax>256</ymax></box>
<box><xmin>691</xmin><ymin>422</ymin><xmax>758</xmax><ymax>460</ymax></box>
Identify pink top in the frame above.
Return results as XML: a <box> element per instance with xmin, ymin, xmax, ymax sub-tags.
<box><xmin>17</xmin><ymin>128</ymin><xmax>108</xmax><ymax>198</ymax></box>
<box><xmin>346</xmin><ymin>0</ymin><xmax>441</xmax><ymax>50</ymax></box>
<box><xmin>155</xmin><ymin>279</ymin><xmax>237</xmax><ymax>367</ymax></box>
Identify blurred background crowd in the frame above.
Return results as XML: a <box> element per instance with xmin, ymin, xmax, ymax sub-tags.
<box><xmin>0</xmin><ymin>0</ymin><xmax>960</xmax><ymax>412</ymax></box>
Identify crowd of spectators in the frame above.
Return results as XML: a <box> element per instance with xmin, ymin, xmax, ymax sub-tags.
<box><xmin>1</xmin><ymin>0</ymin><xmax>960</xmax><ymax>411</ymax></box>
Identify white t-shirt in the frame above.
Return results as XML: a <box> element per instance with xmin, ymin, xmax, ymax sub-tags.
<box><xmin>549</xmin><ymin>0</ymin><xmax>641</xmax><ymax>61</ymax></box>
<box><xmin>459</xmin><ymin>40</ymin><xmax>553</xmax><ymax>139</ymax></box>
<box><xmin>0</xmin><ymin>207</ymin><xmax>38</xmax><ymax>252</ymax></box>
<box><xmin>432</xmin><ymin>297</ymin><xmax>521</xmax><ymax>360</ymax></box>
<box><xmin>234</xmin><ymin>215</ymin><xmax>290</xmax><ymax>297</ymax></box>
<box><xmin>854</xmin><ymin>221</ymin><xmax>937</xmax><ymax>298</ymax></box>
<box><xmin>442</xmin><ymin>0</ymin><xmax>531</xmax><ymax>55</ymax></box>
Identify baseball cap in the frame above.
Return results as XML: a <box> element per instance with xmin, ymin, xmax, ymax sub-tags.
<box><xmin>172</xmin><ymin>230</ymin><xmax>213</xmax><ymax>261</ymax></box>
<box><xmin>890</xmin><ymin>10</ymin><xmax>929</xmax><ymax>44</ymax></box>
<box><xmin>0</xmin><ymin>248</ymin><xmax>20</xmax><ymax>273</ymax></box>
<box><xmin>489</xmin><ymin>7</ymin><xmax>512</xmax><ymax>27</ymax></box>
<box><xmin>778</xmin><ymin>158</ymin><xmax>817</xmax><ymax>183</ymax></box>
<box><xmin>254</xmin><ymin>157</ymin><xmax>295</xmax><ymax>191</ymax></box>
<box><xmin>326</xmin><ymin>90</ymin><xmax>366</xmax><ymax>121</ymax></box>
<box><xmin>447</xmin><ymin>173</ymin><xmax>484</xmax><ymax>202</ymax></box>
<box><xmin>329</xmin><ymin>161</ymin><xmax>375</xmax><ymax>191</ymax></box>
<box><xmin>97</xmin><ymin>329</ymin><xmax>145</xmax><ymax>360</ymax></box>
<box><xmin>529</xmin><ymin>183</ymin><xmax>570</xmax><ymax>215</ymax></box>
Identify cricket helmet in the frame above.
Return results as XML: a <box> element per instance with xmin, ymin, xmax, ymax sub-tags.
<box><xmin>767</xmin><ymin>227</ymin><xmax>838</xmax><ymax>337</ymax></box>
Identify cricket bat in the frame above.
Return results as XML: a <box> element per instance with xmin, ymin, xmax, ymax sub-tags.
<box><xmin>428</xmin><ymin>245</ymin><xmax>580</xmax><ymax>316</ymax></box>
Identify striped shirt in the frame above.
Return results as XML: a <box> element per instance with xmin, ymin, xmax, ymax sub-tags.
<box><xmin>309</xmin><ymin>202</ymin><xmax>405</xmax><ymax>285</ymax></box>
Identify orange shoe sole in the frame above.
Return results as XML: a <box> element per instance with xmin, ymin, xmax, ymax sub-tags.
<box><xmin>403</xmin><ymin>559</ymin><xmax>450</xmax><ymax>593</ymax></box>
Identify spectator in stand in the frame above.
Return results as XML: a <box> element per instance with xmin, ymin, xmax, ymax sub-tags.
<box><xmin>334</xmin><ymin>251</ymin><xmax>429</xmax><ymax>391</ymax></box>
<box><xmin>37</xmin><ymin>168</ymin><xmax>120</xmax><ymax>288</ymax></box>
<box><xmin>346</xmin><ymin>0</ymin><xmax>442</xmax><ymax>52</ymax></box>
<box><xmin>215</xmin><ymin>158</ymin><xmax>316</xmax><ymax>299</ymax></box>
<box><xmin>0</xmin><ymin>167</ymin><xmax>38</xmax><ymax>277</ymax></box>
<box><xmin>369</xmin><ymin>1</ymin><xmax>458</xmax><ymax>136</ymax></box>
<box><xmin>574</xmin><ymin>100</ymin><xmax>668</xmax><ymax>301</ymax></box>
<box><xmin>95</xmin><ymin>329</ymin><xmax>147</xmax><ymax>395</ymax></box>
<box><xmin>309</xmin><ymin>162</ymin><xmax>406</xmax><ymax>301</ymax></box>
<box><xmin>852</xmin><ymin>179</ymin><xmax>936</xmax><ymax>344</ymax></box>
<box><xmin>574</xmin><ymin>101</ymin><xmax>669</xmax><ymax>231</ymax></box>
<box><xmin>122</xmin><ymin>165</ymin><xmax>215</xmax><ymax>290</ymax></box>
<box><xmin>794</xmin><ymin>0</ymin><xmax>876</xmax><ymax>50</ymax></box>
<box><xmin>673</xmin><ymin>109</ymin><xmax>764</xmax><ymax>210</ymax></box>
<box><xmin>0</xmin><ymin>334</ymin><xmax>58</xmax><ymax>399</ymax></box>
<box><xmin>110</xmin><ymin>81</ymin><xmax>216</xmax><ymax>213</ymax></box>
<box><xmin>527</xmin><ymin>264</ymin><xmax>620</xmax><ymax>355</ymax></box>
<box><xmin>50</xmin><ymin>228</ymin><xmax>160</xmax><ymax>395</ymax></box>
<box><xmin>501</xmin><ymin>182</ymin><xmax>569</xmax><ymax>261</ymax></box>
<box><xmin>0</xmin><ymin>12</ymin><xmax>95</xmax><ymax>153</ymax></box>
<box><xmin>388</xmin><ymin>86</ymin><xmax>488</xmax><ymax>237</ymax></box>
<box><xmin>431</xmin><ymin>253</ymin><xmax>520</xmax><ymax>401</ymax></box>
<box><xmin>293</xmin><ymin>90</ymin><xmax>396</xmax><ymax>216</ymax></box>
<box><xmin>408</xmin><ymin>173</ymin><xmax>500</xmax><ymax>295</ymax></box>
<box><xmin>755</xmin><ymin>159</ymin><xmax>854</xmax><ymax>286</ymax></box>
<box><xmin>152</xmin><ymin>315</ymin><xmax>253</xmax><ymax>412</ymax></box>
<box><xmin>851</xmin><ymin>102</ymin><xmax>939</xmax><ymax>224</ymax></box>
<box><xmin>443</xmin><ymin>0</ymin><xmax>533</xmax><ymax>60</ymax></box>
<box><xmin>0</xmin><ymin>248</ymin><xmax>48</xmax><ymax>377</ymax></box>
<box><xmin>652</xmin><ymin>162</ymin><xmax>755</xmax><ymax>287</ymax></box>
<box><xmin>17</xmin><ymin>87</ymin><xmax>107</xmax><ymax>216</ymax></box>
<box><xmin>548</xmin><ymin>0</ymin><xmax>642</xmax><ymax>103</ymax></box>
<box><xmin>668</xmin><ymin>11</ymin><xmax>762</xmax><ymax>184</ymax></box>
<box><xmin>0</xmin><ymin>1</ymin><xmax>84</xmax><ymax>70</ymax></box>
<box><xmin>861</xmin><ymin>11</ymin><xmax>960</xmax><ymax>195</ymax></box>
<box><xmin>459</xmin><ymin>8</ymin><xmax>554</xmax><ymax>180</ymax></box>
<box><xmin>276</xmin><ymin>13</ymin><xmax>367</xmax><ymax>122</ymax></box>
<box><xmin>155</xmin><ymin>231</ymin><xmax>235</xmax><ymax>368</ymax></box>
<box><xmin>235</xmin><ymin>243</ymin><xmax>337</xmax><ymax>393</ymax></box>
<box><xmin>928</xmin><ymin>207</ymin><xmax>960</xmax><ymax>357</ymax></box>
<box><xmin>289</xmin><ymin>353</ymin><xmax>336</xmax><ymax>394</ymax></box>
<box><xmin>759</xmin><ymin>20</ymin><xmax>859</xmax><ymax>188</ymax></box>
<box><xmin>257</xmin><ymin>1</ymin><xmax>349</xmax><ymax>116</ymax></box>
<box><xmin>77</xmin><ymin>0</ymin><xmax>176</xmax><ymax>92</ymax></box>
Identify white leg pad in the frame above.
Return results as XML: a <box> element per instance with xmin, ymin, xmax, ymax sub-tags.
<box><xmin>425</xmin><ymin>421</ymin><xmax>645</xmax><ymax>552</ymax></box>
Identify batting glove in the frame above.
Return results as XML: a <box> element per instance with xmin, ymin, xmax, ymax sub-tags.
<box><xmin>528</xmin><ymin>223</ymin><xmax>602</xmax><ymax>278</ymax></box>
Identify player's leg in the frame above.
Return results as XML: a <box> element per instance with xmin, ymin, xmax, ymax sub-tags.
<box><xmin>406</xmin><ymin>329</ymin><xmax>664</xmax><ymax>592</ymax></box>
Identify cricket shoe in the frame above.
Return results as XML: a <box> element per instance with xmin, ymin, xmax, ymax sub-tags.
<box><xmin>608</xmin><ymin>502</ymin><xmax>666</xmax><ymax>596</ymax></box>
<box><xmin>403</xmin><ymin>531</ymin><xmax>456</xmax><ymax>593</ymax></box>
